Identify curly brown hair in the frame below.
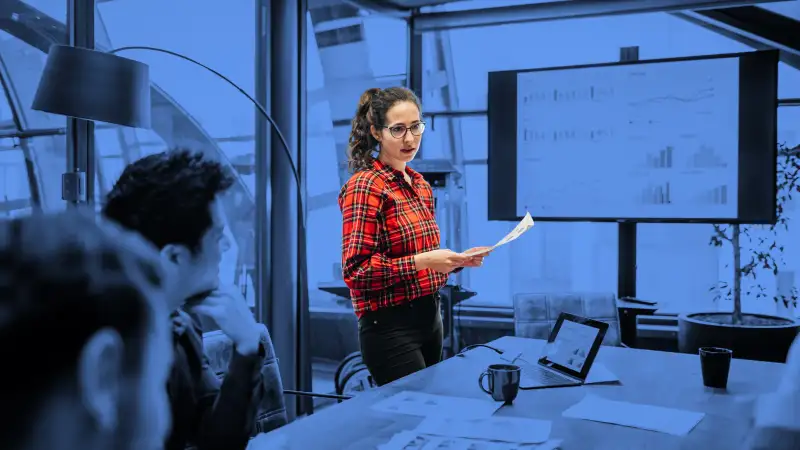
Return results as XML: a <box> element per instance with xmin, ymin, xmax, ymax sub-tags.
<box><xmin>347</xmin><ymin>86</ymin><xmax>422</xmax><ymax>172</ymax></box>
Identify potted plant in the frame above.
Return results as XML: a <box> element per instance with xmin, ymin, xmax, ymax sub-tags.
<box><xmin>678</xmin><ymin>143</ymin><xmax>800</xmax><ymax>363</ymax></box>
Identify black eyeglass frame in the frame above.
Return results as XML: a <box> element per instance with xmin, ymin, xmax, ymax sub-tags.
<box><xmin>382</xmin><ymin>121</ymin><xmax>427</xmax><ymax>139</ymax></box>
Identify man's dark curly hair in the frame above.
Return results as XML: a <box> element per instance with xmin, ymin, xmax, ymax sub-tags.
<box><xmin>102</xmin><ymin>150</ymin><xmax>235</xmax><ymax>253</ymax></box>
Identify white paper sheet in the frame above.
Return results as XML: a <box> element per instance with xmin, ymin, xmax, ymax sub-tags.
<box><xmin>378</xmin><ymin>431</ymin><xmax>563</xmax><ymax>450</ymax></box>
<box><xmin>413</xmin><ymin>416</ymin><xmax>551</xmax><ymax>444</ymax></box>
<box><xmin>562</xmin><ymin>395</ymin><xmax>705</xmax><ymax>436</ymax></box>
<box><xmin>584</xmin><ymin>363</ymin><xmax>620</xmax><ymax>384</ymax></box>
<box><xmin>463</xmin><ymin>212</ymin><xmax>535</xmax><ymax>256</ymax></box>
<box><xmin>371</xmin><ymin>391</ymin><xmax>504</xmax><ymax>419</ymax></box>
<box><xmin>246</xmin><ymin>432</ymin><xmax>289</xmax><ymax>450</ymax></box>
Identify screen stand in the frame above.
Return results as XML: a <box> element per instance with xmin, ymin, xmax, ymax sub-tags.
<box><xmin>617</xmin><ymin>46</ymin><xmax>639</xmax><ymax>300</ymax></box>
<box><xmin>618</xmin><ymin>222</ymin><xmax>636</xmax><ymax>298</ymax></box>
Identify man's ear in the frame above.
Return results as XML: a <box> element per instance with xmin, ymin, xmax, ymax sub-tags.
<box><xmin>160</xmin><ymin>244</ymin><xmax>189</xmax><ymax>266</ymax></box>
<box><xmin>79</xmin><ymin>328</ymin><xmax>124</xmax><ymax>433</ymax></box>
<box><xmin>370</xmin><ymin>125</ymin><xmax>381</xmax><ymax>142</ymax></box>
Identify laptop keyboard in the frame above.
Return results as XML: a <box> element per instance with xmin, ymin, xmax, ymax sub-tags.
<box><xmin>520</xmin><ymin>363</ymin><xmax>574</xmax><ymax>386</ymax></box>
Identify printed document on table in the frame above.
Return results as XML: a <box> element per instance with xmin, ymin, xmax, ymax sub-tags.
<box><xmin>378</xmin><ymin>431</ymin><xmax>563</xmax><ymax>450</ymax></box>
<box><xmin>371</xmin><ymin>391</ymin><xmax>504</xmax><ymax>419</ymax></box>
<box><xmin>562</xmin><ymin>394</ymin><xmax>705</xmax><ymax>436</ymax></box>
<box><xmin>413</xmin><ymin>416</ymin><xmax>551</xmax><ymax>444</ymax></box>
<box><xmin>464</xmin><ymin>212</ymin><xmax>535</xmax><ymax>256</ymax></box>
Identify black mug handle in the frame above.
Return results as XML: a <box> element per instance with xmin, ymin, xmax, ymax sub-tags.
<box><xmin>478</xmin><ymin>371</ymin><xmax>492</xmax><ymax>395</ymax></box>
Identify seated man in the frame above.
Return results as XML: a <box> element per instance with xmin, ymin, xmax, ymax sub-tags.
<box><xmin>0</xmin><ymin>209</ymin><xmax>173</xmax><ymax>450</ymax></box>
<box><xmin>102</xmin><ymin>149</ymin><xmax>283</xmax><ymax>450</ymax></box>
<box><xmin>745</xmin><ymin>334</ymin><xmax>800</xmax><ymax>449</ymax></box>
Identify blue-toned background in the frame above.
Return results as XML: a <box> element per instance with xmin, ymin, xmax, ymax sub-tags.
<box><xmin>1</xmin><ymin>0</ymin><xmax>799</xmax><ymax>409</ymax></box>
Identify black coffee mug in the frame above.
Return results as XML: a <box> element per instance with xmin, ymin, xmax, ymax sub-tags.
<box><xmin>479</xmin><ymin>364</ymin><xmax>521</xmax><ymax>404</ymax></box>
<box><xmin>699</xmin><ymin>347</ymin><xmax>733</xmax><ymax>389</ymax></box>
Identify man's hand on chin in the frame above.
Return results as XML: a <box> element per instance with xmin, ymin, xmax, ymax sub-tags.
<box><xmin>190</xmin><ymin>285</ymin><xmax>262</xmax><ymax>356</ymax></box>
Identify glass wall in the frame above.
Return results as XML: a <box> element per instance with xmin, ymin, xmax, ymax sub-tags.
<box><xmin>302</xmin><ymin>4</ymin><xmax>800</xmax><ymax>398</ymax></box>
<box><xmin>425</xmin><ymin>12</ymin><xmax>800</xmax><ymax>315</ymax></box>
<box><xmin>304</xmin><ymin>9</ymin><xmax>409</xmax><ymax>302</ymax></box>
<box><xmin>0</xmin><ymin>0</ymin><xmax>259</xmax><ymax>306</ymax></box>
<box><xmin>7</xmin><ymin>0</ymin><xmax>799</xmax><ymax>402</ymax></box>
<box><xmin>97</xmin><ymin>0</ymin><xmax>258</xmax><ymax>307</ymax></box>
<box><xmin>304</xmin><ymin>4</ymin><xmax>409</xmax><ymax>394</ymax></box>
<box><xmin>0</xmin><ymin>27</ymin><xmax>66</xmax><ymax>210</ymax></box>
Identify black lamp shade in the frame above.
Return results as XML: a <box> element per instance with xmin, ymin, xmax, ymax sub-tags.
<box><xmin>32</xmin><ymin>45</ymin><xmax>151</xmax><ymax>128</ymax></box>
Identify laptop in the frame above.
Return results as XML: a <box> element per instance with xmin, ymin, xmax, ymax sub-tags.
<box><xmin>517</xmin><ymin>312</ymin><xmax>609</xmax><ymax>389</ymax></box>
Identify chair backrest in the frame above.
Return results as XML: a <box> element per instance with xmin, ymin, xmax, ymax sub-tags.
<box><xmin>203</xmin><ymin>323</ymin><xmax>289</xmax><ymax>433</ymax></box>
<box><xmin>513</xmin><ymin>292</ymin><xmax>621</xmax><ymax>346</ymax></box>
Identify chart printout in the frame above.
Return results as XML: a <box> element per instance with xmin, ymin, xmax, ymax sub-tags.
<box><xmin>515</xmin><ymin>57</ymin><xmax>740</xmax><ymax>219</ymax></box>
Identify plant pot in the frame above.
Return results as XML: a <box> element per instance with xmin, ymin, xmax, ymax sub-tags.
<box><xmin>678</xmin><ymin>312</ymin><xmax>800</xmax><ymax>363</ymax></box>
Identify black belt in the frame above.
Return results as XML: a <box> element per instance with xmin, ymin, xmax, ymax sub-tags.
<box><xmin>361</xmin><ymin>292</ymin><xmax>440</xmax><ymax>319</ymax></box>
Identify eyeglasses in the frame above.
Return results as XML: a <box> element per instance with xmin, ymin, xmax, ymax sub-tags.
<box><xmin>384</xmin><ymin>122</ymin><xmax>426</xmax><ymax>139</ymax></box>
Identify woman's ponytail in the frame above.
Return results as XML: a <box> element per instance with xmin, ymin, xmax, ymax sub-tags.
<box><xmin>347</xmin><ymin>88</ymin><xmax>381</xmax><ymax>173</ymax></box>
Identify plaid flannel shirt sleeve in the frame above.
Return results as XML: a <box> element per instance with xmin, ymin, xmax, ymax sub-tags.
<box><xmin>340</xmin><ymin>174</ymin><xmax>418</xmax><ymax>291</ymax></box>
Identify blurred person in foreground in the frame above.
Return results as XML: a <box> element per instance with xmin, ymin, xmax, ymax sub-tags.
<box><xmin>103</xmin><ymin>150</ymin><xmax>281</xmax><ymax>450</ymax></box>
<box><xmin>745</xmin><ymin>333</ymin><xmax>800</xmax><ymax>449</ymax></box>
<box><xmin>0</xmin><ymin>209</ymin><xmax>173</xmax><ymax>450</ymax></box>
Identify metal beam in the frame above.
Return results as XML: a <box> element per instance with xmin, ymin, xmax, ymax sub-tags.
<box><xmin>66</xmin><ymin>0</ymin><xmax>95</xmax><ymax>205</ymax></box>
<box><xmin>412</xmin><ymin>0</ymin><xmax>784</xmax><ymax>33</ymax></box>
<box><xmin>344</xmin><ymin>0</ymin><xmax>410</xmax><ymax>17</ymax></box>
<box><xmin>268</xmin><ymin>0</ymin><xmax>310</xmax><ymax>420</ymax></box>
<box><xmin>676</xmin><ymin>6</ymin><xmax>800</xmax><ymax>69</ymax></box>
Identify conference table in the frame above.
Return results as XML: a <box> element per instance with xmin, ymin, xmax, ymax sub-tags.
<box><xmin>249</xmin><ymin>336</ymin><xmax>786</xmax><ymax>449</ymax></box>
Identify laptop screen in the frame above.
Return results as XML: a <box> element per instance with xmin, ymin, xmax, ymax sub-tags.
<box><xmin>538</xmin><ymin>313</ymin><xmax>609</xmax><ymax>380</ymax></box>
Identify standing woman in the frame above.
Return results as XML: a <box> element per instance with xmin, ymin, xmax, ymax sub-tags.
<box><xmin>339</xmin><ymin>87</ymin><xmax>490</xmax><ymax>386</ymax></box>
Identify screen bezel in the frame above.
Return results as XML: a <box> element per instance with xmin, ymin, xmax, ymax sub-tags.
<box><xmin>537</xmin><ymin>312</ymin><xmax>609</xmax><ymax>381</ymax></box>
<box><xmin>487</xmin><ymin>49</ymin><xmax>779</xmax><ymax>224</ymax></box>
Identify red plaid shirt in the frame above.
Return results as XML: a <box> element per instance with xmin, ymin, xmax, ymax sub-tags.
<box><xmin>339</xmin><ymin>159</ymin><xmax>448</xmax><ymax>318</ymax></box>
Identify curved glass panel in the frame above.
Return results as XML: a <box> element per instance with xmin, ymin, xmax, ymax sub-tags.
<box><xmin>0</xmin><ymin>29</ymin><xmax>66</xmax><ymax>210</ymax></box>
<box><xmin>436</xmin><ymin>13</ymin><xmax>771</xmax><ymax>311</ymax></box>
<box><xmin>97</xmin><ymin>0</ymin><xmax>258</xmax><ymax>307</ymax></box>
<box><xmin>0</xmin><ymin>2</ymin><xmax>258</xmax><ymax>308</ymax></box>
<box><xmin>0</xmin><ymin>143</ymin><xmax>33</xmax><ymax>217</ymax></box>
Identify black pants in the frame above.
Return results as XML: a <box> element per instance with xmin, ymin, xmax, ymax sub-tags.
<box><xmin>358</xmin><ymin>293</ymin><xmax>443</xmax><ymax>386</ymax></box>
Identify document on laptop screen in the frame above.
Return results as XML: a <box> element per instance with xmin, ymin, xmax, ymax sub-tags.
<box><xmin>544</xmin><ymin>320</ymin><xmax>600</xmax><ymax>372</ymax></box>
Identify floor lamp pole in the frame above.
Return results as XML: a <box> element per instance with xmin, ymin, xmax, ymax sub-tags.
<box><xmin>64</xmin><ymin>0</ymin><xmax>97</xmax><ymax>205</ymax></box>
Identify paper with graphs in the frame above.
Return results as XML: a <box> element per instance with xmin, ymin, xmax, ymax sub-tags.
<box><xmin>414</xmin><ymin>416</ymin><xmax>552</xmax><ymax>444</ymax></box>
<box><xmin>371</xmin><ymin>391</ymin><xmax>504</xmax><ymax>419</ymax></box>
<box><xmin>464</xmin><ymin>212</ymin><xmax>535</xmax><ymax>256</ymax></box>
<box><xmin>378</xmin><ymin>431</ymin><xmax>563</xmax><ymax>450</ymax></box>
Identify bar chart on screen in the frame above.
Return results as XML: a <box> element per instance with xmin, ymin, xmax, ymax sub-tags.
<box><xmin>513</xmin><ymin>56</ymin><xmax>741</xmax><ymax>220</ymax></box>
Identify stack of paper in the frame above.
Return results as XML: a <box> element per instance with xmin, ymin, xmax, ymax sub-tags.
<box><xmin>371</xmin><ymin>391</ymin><xmax>504</xmax><ymax>419</ymax></box>
<box><xmin>378</xmin><ymin>431</ymin><xmax>563</xmax><ymax>450</ymax></box>
<box><xmin>414</xmin><ymin>416</ymin><xmax>552</xmax><ymax>444</ymax></box>
<box><xmin>562</xmin><ymin>394</ymin><xmax>705</xmax><ymax>436</ymax></box>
